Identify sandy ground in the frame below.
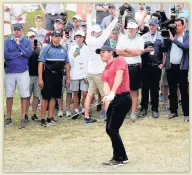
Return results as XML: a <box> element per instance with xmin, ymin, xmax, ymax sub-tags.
<box><xmin>4</xmin><ymin>106</ymin><xmax>189</xmax><ymax>173</ymax></box>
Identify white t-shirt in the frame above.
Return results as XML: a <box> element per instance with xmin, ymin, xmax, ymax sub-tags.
<box><xmin>45</xmin><ymin>4</ymin><xmax>61</xmax><ymax>14</ymax></box>
<box><xmin>10</xmin><ymin>4</ymin><xmax>28</xmax><ymax>24</ymax></box>
<box><xmin>170</xmin><ymin>34</ymin><xmax>184</xmax><ymax>64</ymax></box>
<box><xmin>68</xmin><ymin>44</ymin><xmax>89</xmax><ymax>80</ymax></box>
<box><xmin>34</xmin><ymin>28</ymin><xmax>47</xmax><ymax>45</ymax></box>
<box><xmin>116</xmin><ymin>34</ymin><xmax>144</xmax><ymax>64</ymax></box>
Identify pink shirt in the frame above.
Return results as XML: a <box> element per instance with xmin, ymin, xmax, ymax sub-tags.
<box><xmin>102</xmin><ymin>57</ymin><xmax>130</xmax><ymax>94</ymax></box>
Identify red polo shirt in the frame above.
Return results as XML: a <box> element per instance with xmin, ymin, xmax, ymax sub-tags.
<box><xmin>102</xmin><ymin>57</ymin><xmax>130</xmax><ymax>94</ymax></box>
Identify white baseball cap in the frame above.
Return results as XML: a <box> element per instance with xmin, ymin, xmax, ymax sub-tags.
<box><xmin>92</xmin><ymin>24</ymin><xmax>102</xmax><ymax>33</ymax></box>
<box><xmin>127</xmin><ymin>21</ymin><xmax>138</xmax><ymax>29</ymax></box>
<box><xmin>75</xmin><ymin>30</ymin><xmax>85</xmax><ymax>37</ymax></box>
<box><xmin>72</xmin><ymin>15</ymin><xmax>82</xmax><ymax>21</ymax></box>
<box><xmin>27</xmin><ymin>31</ymin><xmax>36</xmax><ymax>37</ymax></box>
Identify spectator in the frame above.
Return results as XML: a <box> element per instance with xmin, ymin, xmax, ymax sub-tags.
<box><xmin>135</xmin><ymin>3</ymin><xmax>150</xmax><ymax>35</ymax></box>
<box><xmin>4</xmin><ymin>4</ymin><xmax>12</xmax><ymax>39</ymax></box>
<box><xmin>68</xmin><ymin>30</ymin><xmax>89</xmax><ymax>118</ymax></box>
<box><xmin>26</xmin><ymin>31</ymin><xmax>42</xmax><ymax>121</ymax></box>
<box><xmin>139</xmin><ymin>19</ymin><xmax>164</xmax><ymax>118</ymax></box>
<box><xmin>39</xmin><ymin>3</ymin><xmax>67</xmax><ymax>31</ymax></box>
<box><xmin>176</xmin><ymin>4</ymin><xmax>189</xmax><ymax>22</ymax></box>
<box><xmin>151</xmin><ymin>12</ymin><xmax>162</xmax><ymax>25</ymax></box>
<box><xmin>109</xmin><ymin>27</ymin><xmax>120</xmax><ymax>49</ymax></box>
<box><xmin>4</xmin><ymin>23</ymin><xmax>33</xmax><ymax>129</ymax></box>
<box><xmin>101</xmin><ymin>4</ymin><xmax>116</xmax><ymax>30</ymax></box>
<box><xmin>135</xmin><ymin>3</ymin><xmax>150</xmax><ymax>25</ymax></box>
<box><xmin>164</xmin><ymin>18</ymin><xmax>189</xmax><ymax>122</ymax></box>
<box><xmin>43</xmin><ymin>18</ymin><xmax>64</xmax><ymax>46</ymax></box>
<box><xmin>95</xmin><ymin>3</ymin><xmax>110</xmax><ymax>26</ymax></box>
<box><xmin>119</xmin><ymin>3</ymin><xmax>135</xmax><ymax>18</ymax></box>
<box><xmin>82</xmin><ymin>7</ymin><xmax>118</xmax><ymax>125</ymax></box>
<box><xmin>29</xmin><ymin>15</ymin><xmax>47</xmax><ymax>45</ymax></box>
<box><xmin>9</xmin><ymin>4</ymin><xmax>28</xmax><ymax>27</ymax></box>
<box><xmin>116</xmin><ymin>19</ymin><xmax>144</xmax><ymax>122</ymax></box>
<box><xmin>81</xmin><ymin>21</ymin><xmax>87</xmax><ymax>36</ymax></box>
<box><xmin>59</xmin><ymin>11</ymin><xmax>74</xmax><ymax>29</ymax></box>
<box><xmin>57</xmin><ymin>26</ymin><xmax>76</xmax><ymax>118</ymax></box>
<box><xmin>72</xmin><ymin>15</ymin><xmax>82</xmax><ymax>33</ymax></box>
<box><xmin>38</xmin><ymin>30</ymin><xmax>70</xmax><ymax>127</ymax></box>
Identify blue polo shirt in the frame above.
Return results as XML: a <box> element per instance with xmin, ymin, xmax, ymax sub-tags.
<box><xmin>39</xmin><ymin>43</ymin><xmax>69</xmax><ymax>63</ymax></box>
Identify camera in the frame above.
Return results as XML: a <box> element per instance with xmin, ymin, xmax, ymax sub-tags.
<box><xmin>144</xmin><ymin>41</ymin><xmax>154</xmax><ymax>49</ymax></box>
<box><xmin>158</xmin><ymin>5</ymin><xmax>177</xmax><ymax>38</ymax></box>
<box><xmin>159</xmin><ymin>7</ymin><xmax>177</xmax><ymax>38</ymax></box>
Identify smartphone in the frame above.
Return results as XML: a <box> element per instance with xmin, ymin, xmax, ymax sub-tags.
<box><xmin>76</xmin><ymin>47</ymin><xmax>80</xmax><ymax>53</ymax></box>
<box><xmin>34</xmin><ymin>39</ymin><xmax>38</xmax><ymax>47</ymax></box>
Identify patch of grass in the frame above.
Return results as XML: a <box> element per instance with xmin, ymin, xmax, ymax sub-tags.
<box><xmin>4</xmin><ymin>89</ymin><xmax>189</xmax><ymax>172</ymax></box>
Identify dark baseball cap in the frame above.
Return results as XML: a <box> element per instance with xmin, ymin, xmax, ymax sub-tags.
<box><xmin>64</xmin><ymin>25</ymin><xmax>73</xmax><ymax>32</ymax></box>
<box><xmin>60</xmin><ymin>11</ymin><xmax>68</xmax><ymax>16</ymax></box>
<box><xmin>51</xmin><ymin>30</ymin><xmax>63</xmax><ymax>36</ymax></box>
<box><xmin>108</xmin><ymin>4</ymin><xmax>116</xmax><ymax>9</ymax></box>
<box><xmin>55</xmin><ymin>19</ymin><xmax>64</xmax><ymax>24</ymax></box>
<box><xmin>112</xmin><ymin>26</ymin><xmax>120</xmax><ymax>33</ymax></box>
<box><xmin>95</xmin><ymin>45</ymin><xmax>113</xmax><ymax>54</ymax></box>
<box><xmin>12</xmin><ymin>23</ymin><xmax>23</xmax><ymax>30</ymax></box>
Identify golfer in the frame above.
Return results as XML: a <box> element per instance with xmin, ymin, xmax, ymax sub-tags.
<box><xmin>95</xmin><ymin>45</ymin><xmax>132</xmax><ymax>166</ymax></box>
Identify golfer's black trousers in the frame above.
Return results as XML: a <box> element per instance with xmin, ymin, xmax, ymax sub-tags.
<box><xmin>106</xmin><ymin>92</ymin><xmax>132</xmax><ymax>161</ymax></box>
<box><xmin>166</xmin><ymin>64</ymin><xmax>189</xmax><ymax>116</ymax></box>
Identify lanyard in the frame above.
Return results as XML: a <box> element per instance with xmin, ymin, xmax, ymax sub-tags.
<box><xmin>149</xmin><ymin>31</ymin><xmax>157</xmax><ymax>43</ymax></box>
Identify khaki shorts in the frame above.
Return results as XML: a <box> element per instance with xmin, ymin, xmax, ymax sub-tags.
<box><xmin>87</xmin><ymin>73</ymin><xmax>104</xmax><ymax>97</ymax></box>
<box><xmin>161</xmin><ymin>68</ymin><xmax>168</xmax><ymax>86</ymax></box>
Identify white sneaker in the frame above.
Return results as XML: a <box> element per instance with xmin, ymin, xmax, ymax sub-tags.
<box><xmin>66</xmin><ymin>110</ymin><xmax>72</xmax><ymax>117</ymax></box>
<box><xmin>81</xmin><ymin>108</ymin><xmax>85</xmax><ymax>113</ymax></box>
<box><xmin>58</xmin><ymin>110</ymin><xmax>63</xmax><ymax>117</ymax></box>
<box><xmin>74</xmin><ymin>109</ymin><xmax>79</xmax><ymax>114</ymax></box>
<box><xmin>130</xmin><ymin>113</ymin><xmax>137</xmax><ymax>122</ymax></box>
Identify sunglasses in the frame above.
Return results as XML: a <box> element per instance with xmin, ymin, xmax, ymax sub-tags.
<box><xmin>14</xmin><ymin>27</ymin><xmax>22</xmax><ymax>31</ymax></box>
